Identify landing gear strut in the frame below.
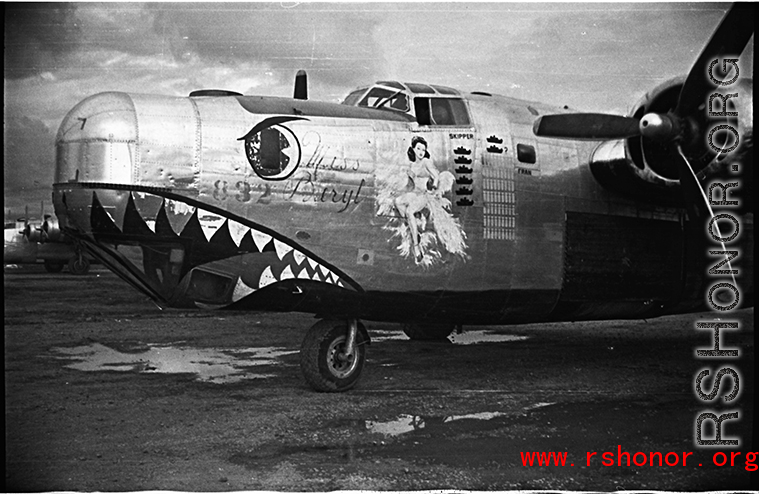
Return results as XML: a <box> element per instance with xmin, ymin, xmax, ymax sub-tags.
<box><xmin>67</xmin><ymin>241</ymin><xmax>91</xmax><ymax>275</ymax></box>
<box><xmin>299</xmin><ymin>319</ymin><xmax>369</xmax><ymax>392</ymax></box>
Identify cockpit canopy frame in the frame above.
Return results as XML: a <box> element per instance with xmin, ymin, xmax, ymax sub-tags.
<box><xmin>342</xmin><ymin>81</ymin><xmax>471</xmax><ymax>127</ymax></box>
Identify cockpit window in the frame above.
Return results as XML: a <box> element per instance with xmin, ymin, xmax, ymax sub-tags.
<box><xmin>432</xmin><ymin>85</ymin><xmax>459</xmax><ymax>95</ymax></box>
<box><xmin>377</xmin><ymin>81</ymin><xmax>405</xmax><ymax>90</ymax></box>
<box><xmin>341</xmin><ymin>82</ymin><xmax>470</xmax><ymax>125</ymax></box>
<box><xmin>358</xmin><ymin>87</ymin><xmax>410</xmax><ymax>112</ymax></box>
<box><xmin>414</xmin><ymin>97</ymin><xmax>471</xmax><ymax>126</ymax></box>
<box><xmin>342</xmin><ymin>89</ymin><xmax>367</xmax><ymax>107</ymax></box>
<box><xmin>406</xmin><ymin>83</ymin><xmax>436</xmax><ymax>94</ymax></box>
<box><xmin>517</xmin><ymin>143</ymin><xmax>537</xmax><ymax>164</ymax></box>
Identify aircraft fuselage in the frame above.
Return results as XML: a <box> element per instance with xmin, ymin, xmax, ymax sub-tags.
<box><xmin>52</xmin><ymin>84</ymin><xmax>754</xmax><ymax>324</ymax></box>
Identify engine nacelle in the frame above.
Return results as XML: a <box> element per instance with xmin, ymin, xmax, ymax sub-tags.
<box><xmin>23</xmin><ymin>219</ymin><xmax>44</xmax><ymax>243</ymax></box>
<box><xmin>590</xmin><ymin>76</ymin><xmax>753</xmax><ymax>207</ymax></box>
<box><xmin>22</xmin><ymin>216</ymin><xmax>63</xmax><ymax>243</ymax></box>
<box><xmin>589</xmin><ymin>139</ymin><xmax>681</xmax><ymax>206</ymax></box>
<box><xmin>42</xmin><ymin>216</ymin><xmax>63</xmax><ymax>242</ymax></box>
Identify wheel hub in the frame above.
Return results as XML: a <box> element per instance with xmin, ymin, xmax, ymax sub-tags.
<box><xmin>327</xmin><ymin>337</ymin><xmax>358</xmax><ymax>378</ymax></box>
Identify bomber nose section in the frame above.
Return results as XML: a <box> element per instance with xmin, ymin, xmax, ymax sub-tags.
<box><xmin>52</xmin><ymin>92</ymin><xmax>165</xmax><ymax>304</ymax></box>
<box><xmin>51</xmin><ymin>91</ymin><xmax>355</xmax><ymax>311</ymax></box>
<box><xmin>53</xmin><ymin>92</ymin><xmax>139</xmax><ymax>274</ymax></box>
<box><xmin>53</xmin><ymin>93</ymin><xmax>140</xmax><ymax>287</ymax></box>
<box><xmin>55</xmin><ymin>92</ymin><xmax>137</xmax><ymax>185</ymax></box>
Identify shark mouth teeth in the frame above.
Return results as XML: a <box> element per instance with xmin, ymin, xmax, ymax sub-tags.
<box><xmin>71</xmin><ymin>188</ymin><xmax>353</xmax><ymax>307</ymax></box>
<box><xmin>229</xmin><ymin>237</ymin><xmax>347</xmax><ymax>301</ymax></box>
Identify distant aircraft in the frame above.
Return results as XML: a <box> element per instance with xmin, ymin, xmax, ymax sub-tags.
<box><xmin>50</xmin><ymin>5</ymin><xmax>753</xmax><ymax>391</ymax></box>
<box><xmin>4</xmin><ymin>211</ymin><xmax>92</xmax><ymax>275</ymax></box>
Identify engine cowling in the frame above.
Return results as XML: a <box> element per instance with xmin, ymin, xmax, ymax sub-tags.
<box><xmin>23</xmin><ymin>219</ymin><xmax>44</xmax><ymax>243</ymax></box>
<box><xmin>590</xmin><ymin>76</ymin><xmax>753</xmax><ymax>208</ymax></box>
<box><xmin>23</xmin><ymin>215</ymin><xmax>63</xmax><ymax>243</ymax></box>
<box><xmin>42</xmin><ymin>215</ymin><xmax>63</xmax><ymax>242</ymax></box>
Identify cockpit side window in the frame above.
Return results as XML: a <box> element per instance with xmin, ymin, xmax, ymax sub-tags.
<box><xmin>517</xmin><ymin>143</ymin><xmax>537</xmax><ymax>164</ymax></box>
<box><xmin>447</xmin><ymin>99</ymin><xmax>471</xmax><ymax>126</ymax></box>
<box><xmin>357</xmin><ymin>87</ymin><xmax>409</xmax><ymax>113</ymax></box>
<box><xmin>414</xmin><ymin>98</ymin><xmax>432</xmax><ymax>125</ymax></box>
<box><xmin>414</xmin><ymin>97</ymin><xmax>471</xmax><ymax>126</ymax></box>
<box><xmin>431</xmin><ymin>99</ymin><xmax>454</xmax><ymax>125</ymax></box>
<box><xmin>342</xmin><ymin>89</ymin><xmax>367</xmax><ymax>106</ymax></box>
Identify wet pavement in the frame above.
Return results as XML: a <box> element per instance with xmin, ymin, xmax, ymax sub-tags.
<box><xmin>371</xmin><ymin>329</ymin><xmax>529</xmax><ymax>345</ymax></box>
<box><xmin>4</xmin><ymin>267</ymin><xmax>756</xmax><ymax>491</ymax></box>
<box><xmin>52</xmin><ymin>343</ymin><xmax>297</xmax><ymax>383</ymax></box>
<box><xmin>49</xmin><ymin>329</ymin><xmax>527</xmax><ymax>385</ymax></box>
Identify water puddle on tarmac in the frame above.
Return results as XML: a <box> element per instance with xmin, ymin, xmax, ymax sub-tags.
<box><xmin>366</xmin><ymin>403</ymin><xmax>555</xmax><ymax>437</ymax></box>
<box><xmin>371</xmin><ymin>329</ymin><xmax>528</xmax><ymax>345</ymax></box>
<box><xmin>51</xmin><ymin>343</ymin><xmax>297</xmax><ymax>383</ymax></box>
<box><xmin>448</xmin><ymin>331</ymin><xmax>528</xmax><ymax>345</ymax></box>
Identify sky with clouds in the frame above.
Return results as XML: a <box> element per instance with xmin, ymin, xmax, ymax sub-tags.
<box><xmin>3</xmin><ymin>2</ymin><xmax>753</xmax><ymax>218</ymax></box>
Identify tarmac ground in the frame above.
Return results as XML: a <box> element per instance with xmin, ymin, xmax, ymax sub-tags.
<box><xmin>4</xmin><ymin>266</ymin><xmax>756</xmax><ymax>491</ymax></box>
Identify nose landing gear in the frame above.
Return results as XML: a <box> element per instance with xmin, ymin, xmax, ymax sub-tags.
<box><xmin>68</xmin><ymin>253</ymin><xmax>91</xmax><ymax>275</ymax></box>
<box><xmin>299</xmin><ymin>318</ymin><xmax>370</xmax><ymax>392</ymax></box>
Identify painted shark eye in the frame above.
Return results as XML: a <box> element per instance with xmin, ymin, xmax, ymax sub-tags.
<box><xmin>243</xmin><ymin>123</ymin><xmax>302</xmax><ymax>180</ymax></box>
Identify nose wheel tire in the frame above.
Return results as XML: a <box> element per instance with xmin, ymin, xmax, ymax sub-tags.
<box><xmin>68</xmin><ymin>256</ymin><xmax>90</xmax><ymax>275</ymax></box>
<box><xmin>300</xmin><ymin>319</ymin><xmax>369</xmax><ymax>392</ymax></box>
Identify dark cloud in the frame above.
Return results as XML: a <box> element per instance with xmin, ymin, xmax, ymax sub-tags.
<box><xmin>4</xmin><ymin>3</ymin><xmax>82</xmax><ymax>79</ymax></box>
<box><xmin>3</xmin><ymin>114</ymin><xmax>56</xmax><ymax>211</ymax></box>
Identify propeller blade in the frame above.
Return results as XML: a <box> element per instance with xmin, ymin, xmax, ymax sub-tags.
<box><xmin>675</xmin><ymin>4</ymin><xmax>754</xmax><ymax>117</ymax></box>
<box><xmin>533</xmin><ymin>113</ymin><xmax>641</xmax><ymax>140</ymax></box>
<box><xmin>676</xmin><ymin>145</ymin><xmax>738</xmax><ymax>287</ymax></box>
<box><xmin>675</xmin><ymin>145</ymin><xmax>713</xmax><ymax>223</ymax></box>
<box><xmin>294</xmin><ymin>70</ymin><xmax>308</xmax><ymax>100</ymax></box>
